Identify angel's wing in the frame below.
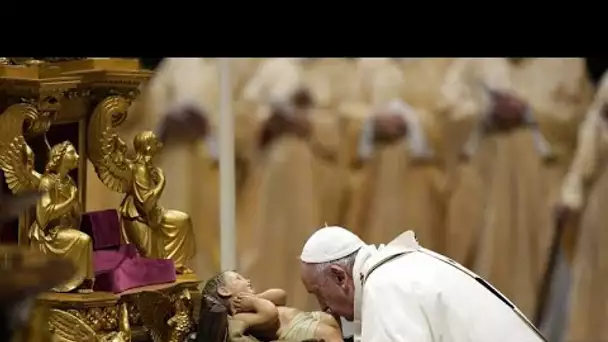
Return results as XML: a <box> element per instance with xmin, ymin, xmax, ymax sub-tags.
<box><xmin>48</xmin><ymin>308</ymin><xmax>97</xmax><ymax>342</ymax></box>
<box><xmin>134</xmin><ymin>291</ymin><xmax>174</xmax><ymax>342</ymax></box>
<box><xmin>0</xmin><ymin>136</ymin><xmax>41</xmax><ymax>194</ymax></box>
<box><xmin>87</xmin><ymin>95</ymin><xmax>134</xmax><ymax>193</ymax></box>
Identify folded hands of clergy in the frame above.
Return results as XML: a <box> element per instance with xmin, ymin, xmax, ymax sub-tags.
<box><xmin>259</xmin><ymin>108</ymin><xmax>312</xmax><ymax>148</ymax></box>
<box><xmin>554</xmin><ymin>204</ymin><xmax>580</xmax><ymax>232</ymax></box>
<box><xmin>373</xmin><ymin>114</ymin><xmax>407</xmax><ymax>143</ymax></box>
<box><xmin>156</xmin><ymin>105</ymin><xmax>210</xmax><ymax>144</ymax></box>
<box><xmin>489</xmin><ymin>90</ymin><xmax>528</xmax><ymax>129</ymax></box>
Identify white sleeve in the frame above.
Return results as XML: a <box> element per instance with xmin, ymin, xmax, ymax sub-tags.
<box><xmin>361</xmin><ymin>277</ymin><xmax>436</xmax><ymax>342</ymax></box>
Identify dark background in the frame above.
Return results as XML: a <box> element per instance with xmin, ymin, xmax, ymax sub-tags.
<box><xmin>586</xmin><ymin>58</ymin><xmax>608</xmax><ymax>85</ymax></box>
<box><xmin>140</xmin><ymin>58</ymin><xmax>163</xmax><ymax>71</ymax></box>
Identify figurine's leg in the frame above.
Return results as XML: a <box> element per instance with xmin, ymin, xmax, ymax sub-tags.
<box><xmin>176</xmin><ymin>266</ymin><xmax>194</xmax><ymax>274</ymax></box>
<box><xmin>121</xmin><ymin>218</ymin><xmax>156</xmax><ymax>258</ymax></box>
<box><xmin>76</xmin><ymin>279</ymin><xmax>95</xmax><ymax>293</ymax></box>
<box><xmin>159</xmin><ymin>210</ymin><xmax>196</xmax><ymax>274</ymax></box>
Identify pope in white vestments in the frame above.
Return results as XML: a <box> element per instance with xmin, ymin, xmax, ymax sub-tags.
<box><xmin>299</xmin><ymin>227</ymin><xmax>546</xmax><ymax>342</ymax></box>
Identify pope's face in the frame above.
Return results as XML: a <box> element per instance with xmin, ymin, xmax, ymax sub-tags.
<box><xmin>301</xmin><ymin>263</ymin><xmax>355</xmax><ymax>320</ymax></box>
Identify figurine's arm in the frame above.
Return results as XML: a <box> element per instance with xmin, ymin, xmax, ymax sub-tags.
<box><xmin>153</xmin><ymin>167</ymin><xmax>166</xmax><ymax>198</ymax></box>
<box><xmin>232</xmin><ymin>297</ymin><xmax>279</xmax><ymax>332</ymax></box>
<box><xmin>132</xmin><ymin>164</ymin><xmax>161</xmax><ymax>214</ymax></box>
<box><xmin>35</xmin><ymin>177</ymin><xmax>77</xmax><ymax>228</ymax></box>
<box><xmin>257</xmin><ymin>289</ymin><xmax>287</xmax><ymax>306</ymax></box>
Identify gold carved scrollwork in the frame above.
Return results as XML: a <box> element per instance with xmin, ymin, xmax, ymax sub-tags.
<box><xmin>125</xmin><ymin>302</ymin><xmax>142</xmax><ymax>327</ymax></box>
<box><xmin>41</xmin><ymin>58</ymin><xmax>87</xmax><ymax>63</ymax></box>
<box><xmin>0</xmin><ymin>103</ymin><xmax>43</xmax><ymax>150</ymax></box>
<box><xmin>64</xmin><ymin>89</ymin><xmax>92</xmax><ymax>101</ymax></box>
<box><xmin>0</xmin><ymin>92</ymin><xmax>63</xmax><ymax>138</ymax></box>
<box><xmin>0</xmin><ymin>57</ymin><xmax>85</xmax><ymax>65</ymax></box>
<box><xmin>66</xmin><ymin>306</ymin><xmax>118</xmax><ymax>332</ymax></box>
<box><xmin>0</xmin><ymin>103</ymin><xmax>46</xmax><ymax>245</ymax></box>
<box><xmin>0</xmin><ymin>58</ymin><xmax>44</xmax><ymax>66</ymax></box>
<box><xmin>101</xmin><ymin>95</ymin><xmax>132</xmax><ymax>128</ymax></box>
<box><xmin>87</xmin><ymin>91</ymin><xmax>137</xmax><ymax>127</ymax></box>
<box><xmin>48</xmin><ymin>303</ymin><xmax>131</xmax><ymax>342</ymax></box>
<box><xmin>87</xmin><ymin>95</ymin><xmax>131</xmax><ymax>149</ymax></box>
<box><xmin>134</xmin><ymin>290</ymin><xmax>195</xmax><ymax>342</ymax></box>
<box><xmin>86</xmin><ymin>94</ymin><xmax>133</xmax><ymax>195</ymax></box>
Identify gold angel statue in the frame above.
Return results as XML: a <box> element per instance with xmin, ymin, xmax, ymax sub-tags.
<box><xmin>88</xmin><ymin>122</ymin><xmax>195</xmax><ymax>273</ymax></box>
<box><xmin>0</xmin><ymin>137</ymin><xmax>94</xmax><ymax>292</ymax></box>
<box><xmin>48</xmin><ymin>303</ymin><xmax>131</xmax><ymax>342</ymax></box>
<box><xmin>135</xmin><ymin>289</ymin><xmax>194</xmax><ymax>342</ymax></box>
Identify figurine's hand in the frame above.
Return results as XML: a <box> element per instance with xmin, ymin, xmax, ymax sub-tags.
<box><xmin>69</xmin><ymin>186</ymin><xmax>78</xmax><ymax>199</ymax></box>
<box><xmin>231</xmin><ymin>293</ymin><xmax>256</xmax><ymax>313</ymax></box>
<box><xmin>71</xmin><ymin>201</ymin><xmax>81</xmax><ymax>215</ymax></box>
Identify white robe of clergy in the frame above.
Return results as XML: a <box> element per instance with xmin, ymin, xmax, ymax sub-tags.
<box><xmin>353</xmin><ymin>232</ymin><xmax>545</xmax><ymax>342</ymax></box>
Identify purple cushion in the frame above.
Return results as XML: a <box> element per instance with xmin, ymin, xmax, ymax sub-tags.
<box><xmin>82</xmin><ymin>209</ymin><xmax>122</xmax><ymax>250</ymax></box>
<box><xmin>93</xmin><ymin>244</ymin><xmax>176</xmax><ymax>293</ymax></box>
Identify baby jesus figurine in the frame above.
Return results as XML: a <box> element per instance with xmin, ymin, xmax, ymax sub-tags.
<box><xmin>202</xmin><ymin>271</ymin><xmax>343</xmax><ymax>342</ymax></box>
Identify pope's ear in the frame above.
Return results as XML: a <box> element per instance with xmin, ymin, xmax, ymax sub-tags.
<box><xmin>217</xmin><ymin>286</ymin><xmax>231</xmax><ymax>297</ymax></box>
<box><xmin>329</xmin><ymin>264</ymin><xmax>347</xmax><ymax>283</ymax></box>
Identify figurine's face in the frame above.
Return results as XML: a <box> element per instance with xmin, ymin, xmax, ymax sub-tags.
<box><xmin>144</xmin><ymin>136</ymin><xmax>163</xmax><ymax>156</ymax></box>
<box><xmin>221</xmin><ymin>271</ymin><xmax>254</xmax><ymax>296</ymax></box>
<box><xmin>61</xmin><ymin>144</ymin><xmax>79</xmax><ymax>169</ymax></box>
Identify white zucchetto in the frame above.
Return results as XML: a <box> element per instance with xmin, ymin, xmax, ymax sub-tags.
<box><xmin>300</xmin><ymin>226</ymin><xmax>365</xmax><ymax>264</ymax></box>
